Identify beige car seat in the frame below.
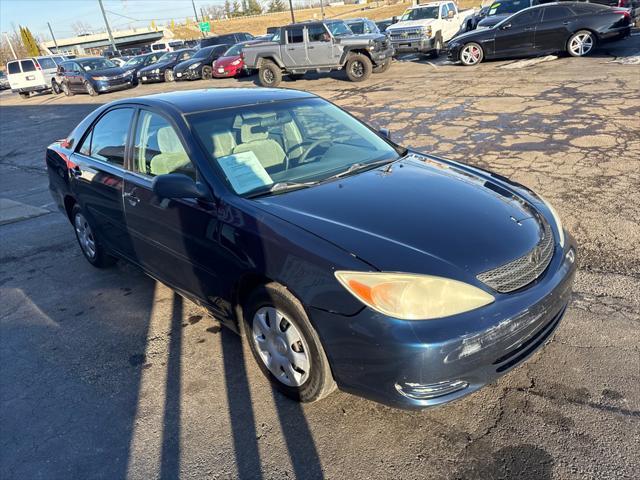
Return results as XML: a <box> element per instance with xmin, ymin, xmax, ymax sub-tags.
<box><xmin>232</xmin><ymin>115</ymin><xmax>286</xmax><ymax>170</ymax></box>
<box><xmin>149</xmin><ymin>127</ymin><xmax>191</xmax><ymax>175</ymax></box>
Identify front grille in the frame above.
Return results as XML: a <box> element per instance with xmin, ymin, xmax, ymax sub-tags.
<box><xmin>389</xmin><ymin>29</ymin><xmax>424</xmax><ymax>42</ymax></box>
<box><xmin>477</xmin><ymin>220</ymin><xmax>554</xmax><ymax>293</ymax></box>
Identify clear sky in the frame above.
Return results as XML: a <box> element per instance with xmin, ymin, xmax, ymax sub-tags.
<box><xmin>0</xmin><ymin>0</ymin><xmax>231</xmax><ymax>41</ymax></box>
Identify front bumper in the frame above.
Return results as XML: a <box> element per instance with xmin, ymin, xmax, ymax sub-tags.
<box><xmin>93</xmin><ymin>76</ymin><xmax>135</xmax><ymax>92</ymax></box>
<box><xmin>391</xmin><ymin>37</ymin><xmax>435</xmax><ymax>54</ymax></box>
<box><xmin>370</xmin><ymin>46</ymin><xmax>395</xmax><ymax>63</ymax></box>
<box><xmin>174</xmin><ymin>68</ymin><xmax>202</xmax><ymax>81</ymax></box>
<box><xmin>213</xmin><ymin>64</ymin><xmax>243</xmax><ymax>78</ymax></box>
<box><xmin>139</xmin><ymin>71</ymin><xmax>164</xmax><ymax>83</ymax></box>
<box><xmin>308</xmin><ymin>234</ymin><xmax>577</xmax><ymax>409</ymax></box>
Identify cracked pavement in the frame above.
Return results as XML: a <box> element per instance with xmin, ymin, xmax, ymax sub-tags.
<box><xmin>1</xmin><ymin>34</ymin><xmax>639</xmax><ymax>479</ymax></box>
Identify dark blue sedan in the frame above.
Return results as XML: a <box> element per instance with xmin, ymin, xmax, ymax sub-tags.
<box><xmin>45</xmin><ymin>89</ymin><xmax>576</xmax><ymax>409</ymax></box>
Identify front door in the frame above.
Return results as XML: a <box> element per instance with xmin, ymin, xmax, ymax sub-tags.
<box><xmin>493</xmin><ymin>9</ymin><xmax>542</xmax><ymax>58</ymax></box>
<box><xmin>306</xmin><ymin>24</ymin><xmax>338</xmax><ymax>66</ymax></box>
<box><xmin>70</xmin><ymin>107</ymin><xmax>136</xmax><ymax>257</ymax></box>
<box><xmin>282</xmin><ymin>26</ymin><xmax>308</xmax><ymax>67</ymax></box>
<box><xmin>122</xmin><ymin>109</ymin><xmax>225</xmax><ymax>313</ymax></box>
<box><xmin>535</xmin><ymin>5</ymin><xmax>573</xmax><ymax>52</ymax></box>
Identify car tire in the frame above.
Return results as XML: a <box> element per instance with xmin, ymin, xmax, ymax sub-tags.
<box><xmin>258</xmin><ymin>61</ymin><xmax>282</xmax><ymax>87</ymax></box>
<box><xmin>164</xmin><ymin>69</ymin><xmax>174</xmax><ymax>82</ymax></box>
<box><xmin>202</xmin><ymin>65</ymin><xmax>213</xmax><ymax>79</ymax></box>
<box><xmin>18</xmin><ymin>92</ymin><xmax>30</xmax><ymax>99</ymax></box>
<box><xmin>244</xmin><ymin>282</ymin><xmax>336</xmax><ymax>403</ymax></box>
<box><xmin>62</xmin><ymin>82</ymin><xmax>74</xmax><ymax>96</ymax></box>
<box><xmin>345</xmin><ymin>53</ymin><xmax>372</xmax><ymax>82</ymax></box>
<box><xmin>459</xmin><ymin>42</ymin><xmax>484</xmax><ymax>66</ymax></box>
<box><xmin>428</xmin><ymin>37</ymin><xmax>443</xmax><ymax>59</ymax></box>
<box><xmin>567</xmin><ymin>30</ymin><xmax>595</xmax><ymax>57</ymax></box>
<box><xmin>51</xmin><ymin>80</ymin><xmax>61</xmax><ymax>95</ymax></box>
<box><xmin>372</xmin><ymin>58</ymin><xmax>392</xmax><ymax>74</ymax></box>
<box><xmin>85</xmin><ymin>81</ymin><xmax>99</xmax><ymax>97</ymax></box>
<box><xmin>71</xmin><ymin>205</ymin><xmax>116</xmax><ymax>268</ymax></box>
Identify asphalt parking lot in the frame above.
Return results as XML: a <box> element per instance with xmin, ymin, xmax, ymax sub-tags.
<box><xmin>1</xmin><ymin>35</ymin><xmax>639</xmax><ymax>479</ymax></box>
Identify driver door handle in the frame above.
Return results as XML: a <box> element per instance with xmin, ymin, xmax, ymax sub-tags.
<box><xmin>71</xmin><ymin>166</ymin><xmax>82</xmax><ymax>177</ymax></box>
<box><xmin>123</xmin><ymin>191</ymin><xmax>140</xmax><ymax>206</ymax></box>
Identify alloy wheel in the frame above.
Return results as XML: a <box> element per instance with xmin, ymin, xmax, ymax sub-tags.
<box><xmin>569</xmin><ymin>33</ymin><xmax>594</xmax><ymax>56</ymax></box>
<box><xmin>351</xmin><ymin>60</ymin><xmax>365</xmax><ymax>78</ymax></box>
<box><xmin>263</xmin><ymin>68</ymin><xmax>275</xmax><ymax>84</ymax></box>
<box><xmin>74</xmin><ymin>213</ymin><xmax>96</xmax><ymax>259</ymax></box>
<box><xmin>251</xmin><ymin>306</ymin><xmax>311</xmax><ymax>387</ymax></box>
<box><xmin>461</xmin><ymin>44</ymin><xmax>482</xmax><ymax>65</ymax></box>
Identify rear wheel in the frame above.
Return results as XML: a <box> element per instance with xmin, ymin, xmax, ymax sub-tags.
<box><xmin>244</xmin><ymin>283</ymin><xmax>336</xmax><ymax>403</ymax></box>
<box><xmin>345</xmin><ymin>53</ymin><xmax>372</xmax><ymax>82</ymax></box>
<box><xmin>201</xmin><ymin>65</ymin><xmax>213</xmax><ymax>79</ymax></box>
<box><xmin>164</xmin><ymin>69</ymin><xmax>174</xmax><ymax>82</ymax></box>
<box><xmin>460</xmin><ymin>42</ymin><xmax>484</xmax><ymax>66</ymax></box>
<box><xmin>258</xmin><ymin>60</ymin><xmax>282</xmax><ymax>87</ymax></box>
<box><xmin>372</xmin><ymin>58</ymin><xmax>392</xmax><ymax>73</ymax></box>
<box><xmin>85</xmin><ymin>81</ymin><xmax>98</xmax><ymax>97</ymax></box>
<box><xmin>567</xmin><ymin>30</ymin><xmax>595</xmax><ymax>57</ymax></box>
<box><xmin>71</xmin><ymin>205</ymin><xmax>115</xmax><ymax>268</ymax></box>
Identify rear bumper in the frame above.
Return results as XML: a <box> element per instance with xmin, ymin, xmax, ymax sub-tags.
<box><xmin>600</xmin><ymin>25</ymin><xmax>632</xmax><ymax>41</ymax></box>
<box><xmin>11</xmin><ymin>84</ymin><xmax>49</xmax><ymax>93</ymax></box>
<box><xmin>308</xmin><ymin>234</ymin><xmax>577</xmax><ymax>409</ymax></box>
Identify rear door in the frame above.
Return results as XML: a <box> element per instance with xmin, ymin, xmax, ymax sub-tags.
<box><xmin>283</xmin><ymin>26</ymin><xmax>308</xmax><ymax>67</ymax></box>
<box><xmin>67</xmin><ymin>62</ymin><xmax>84</xmax><ymax>91</ymax></box>
<box><xmin>71</xmin><ymin>107</ymin><xmax>136</xmax><ymax>257</ymax></box>
<box><xmin>535</xmin><ymin>5</ymin><xmax>574</xmax><ymax>51</ymax></box>
<box><xmin>306</xmin><ymin>24</ymin><xmax>338</xmax><ymax>66</ymax></box>
<box><xmin>493</xmin><ymin>8</ymin><xmax>542</xmax><ymax>57</ymax></box>
<box><xmin>122</xmin><ymin>108</ymin><xmax>223</xmax><ymax>306</ymax></box>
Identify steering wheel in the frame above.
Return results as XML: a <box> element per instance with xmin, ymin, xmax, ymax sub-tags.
<box><xmin>288</xmin><ymin>140</ymin><xmax>331</xmax><ymax>164</ymax></box>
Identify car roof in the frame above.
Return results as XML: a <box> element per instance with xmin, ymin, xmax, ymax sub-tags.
<box><xmin>110</xmin><ymin>88</ymin><xmax>317</xmax><ymax>114</ymax></box>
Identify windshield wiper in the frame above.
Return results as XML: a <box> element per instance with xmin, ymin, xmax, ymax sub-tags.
<box><xmin>323</xmin><ymin>158</ymin><xmax>398</xmax><ymax>182</ymax></box>
<box><xmin>244</xmin><ymin>181</ymin><xmax>317</xmax><ymax>199</ymax></box>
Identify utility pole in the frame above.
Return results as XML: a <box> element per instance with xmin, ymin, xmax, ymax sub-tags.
<box><xmin>47</xmin><ymin>22</ymin><xmax>59</xmax><ymax>53</ymax></box>
<box><xmin>192</xmin><ymin>0</ymin><xmax>205</xmax><ymax>38</ymax></box>
<box><xmin>288</xmin><ymin>0</ymin><xmax>295</xmax><ymax>23</ymax></box>
<box><xmin>319</xmin><ymin>0</ymin><xmax>325</xmax><ymax>19</ymax></box>
<box><xmin>3</xmin><ymin>32</ymin><xmax>17</xmax><ymax>59</ymax></box>
<box><xmin>98</xmin><ymin>0</ymin><xmax>117</xmax><ymax>52</ymax></box>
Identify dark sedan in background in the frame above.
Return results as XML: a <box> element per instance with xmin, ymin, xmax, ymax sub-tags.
<box><xmin>137</xmin><ymin>48</ymin><xmax>195</xmax><ymax>83</ymax></box>
<box><xmin>45</xmin><ymin>88</ymin><xmax>576</xmax><ymax>409</ymax></box>
<box><xmin>477</xmin><ymin>0</ymin><xmax>540</xmax><ymax>29</ymax></box>
<box><xmin>56</xmin><ymin>57</ymin><xmax>136</xmax><ymax>96</ymax></box>
<box><xmin>449</xmin><ymin>3</ymin><xmax>632</xmax><ymax>65</ymax></box>
<box><xmin>173</xmin><ymin>44</ymin><xmax>229</xmax><ymax>81</ymax></box>
<box><xmin>121</xmin><ymin>52</ymin><xmax>162</xmax><ymax>80</ymax></box>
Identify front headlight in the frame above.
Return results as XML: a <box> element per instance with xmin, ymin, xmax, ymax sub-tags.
<box><xmin>335</xmin><ymin>272</ymin><xmax>494</xmax><ymax>320</ymax></box>
<box><xmin>152</xmin><ymin>68</ymin><xmax>160</xmax><ymax>73</ymax></box>
<box><xmin>92</xmin><ymin>76</ymin><xmax>108</xmax><ymax>81</ymax></box>
<box><xmin>537</xmin><ymin>195</ymin><xmax>565</xmax><ymax>247</ymax></box>
<box><xmin>231</xmin><ymin>59</ymin><xmax>241</xmax><ymax>66</ymax></box>
<box><xmin>188</xmin><ymin>62</ymin><xmax>202</xmax><ymax>69</ymax></box>
<box><xmin>124</xmin><ymin>69</ymin><xmax>134</xmax><ymax>76</ymax></box>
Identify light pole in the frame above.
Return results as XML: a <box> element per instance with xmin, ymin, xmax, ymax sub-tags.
<box><xmin>319</xmin><ymin>0</ymin><xmax>325</xmax><ymax>19</ymax></box>
<box><xmin>98</xmin><ymin>0</ymin><xmax>117</xmax><ymax>52</ymax></box>
<box><xmin>47</xmin><ymin>22</ymin><xmax>59</xmax><ymax>53</ymax></box>
<box><xmin>288</xmin><ymin>0</ymin><xmax>295</xmax><ymax>23</ymax></box>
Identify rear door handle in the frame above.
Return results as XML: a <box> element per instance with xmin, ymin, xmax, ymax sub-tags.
<box><xmin>71</xmin><ymin>166</ymin><xmax>82</xmax><ymax>177</ymax></box>
<box><xmin>123</xmin><ymin>192</ymin><xmax>140</xmax><ymax>206</ymax></box>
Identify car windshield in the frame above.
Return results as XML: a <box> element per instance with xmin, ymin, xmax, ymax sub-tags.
<box><xmin>224</xmin><ymin>44</ymin><xmax>243</xmax><ymax>57</ymax></box>
<box><xmin>158</xmin><ymin>51</ymin><xmax>178</xmax><ymax>62</ymax></box>
<box><xmin>124</xmin><ymin>55</ymin><xmax>146</xmax><ymax>66</ymax></box>
<box><xmin>487</xmin><ymin>0</ymin><xmax>529</xmax><ymax>16</ymax></box>
<box><xmin>325</xmin><ymin>21</ymin><xmax>353</xmax><ymax>37</ymax></box>
<box><xmin>78</xmin><ymin>58</ymin><xmax>116</xmax><ymax>71</ymax></box>
<box><xmin>193</xmin><ymin>46</ymin><xmax>215</xmax><ymax>58</ymax></box>
<box><xmin>401</xmin><ymin>7</ymin><xmax>439</xmax><ymax>21</ymax></box>
<box><xmin>346</xmin><ymin>21</ymin><xmax>364</xmax><ymax>34</ymax></box>
<box><xmin>188</xmin><ymin>97</ymin><xmax>402</xmax><ymax>197</ymax></box>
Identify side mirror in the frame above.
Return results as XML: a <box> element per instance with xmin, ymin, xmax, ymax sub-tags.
<box><xmin>501</xmin><ymin>23</ymin><xmax>512</xmax><ymax>30</ymax></box>
<box><xmin>379</xmin><ymin>128</ymin><xmax>391</xmax><ymax>140</ymax></box>
<box><xmin>447</xmin><ymin>10</ymin><xmax>455</xmax><ymax>19</ymax></box>
<box><xmin>152</xmin><ymin>173</ymin><xmax>210</xmax><ymax>200</ymax></box>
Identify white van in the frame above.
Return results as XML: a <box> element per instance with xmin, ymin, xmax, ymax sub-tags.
<box><xmin>6</xmin><ymin>55</ymin><xmax>67</xmax><ymax>99</ymax></box>
<box><xmin>150</xmin><ymin>40</ymin><xmax>185</xmax><ymax>53</ymax></box>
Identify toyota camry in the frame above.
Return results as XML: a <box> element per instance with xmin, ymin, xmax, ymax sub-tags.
<box><xmin>45</xmin><ymin>89</ymin><xmax>576</xmax><ymax>409</ymax></box>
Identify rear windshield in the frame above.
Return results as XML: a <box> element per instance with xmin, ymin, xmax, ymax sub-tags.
<box><xmin>8</xmin><ymin>61</ymin><xmax>21</xmax><ymax>74</ymax></box>
<box><xmin>21</xmin><ymin>60</ymin><xmax>36</xmax><ymax>72</ymax></box>
<box><xmin>152</xmin><ymin>44</ymin><xmax>166</xmax><ymax>51</ymax></box>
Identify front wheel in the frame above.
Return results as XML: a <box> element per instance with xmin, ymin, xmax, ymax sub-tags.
<box><xmin>427</xmin><ymin>37</ymin><xmax>443</xmax><ymax>59</ymax></box>
<box><xmin>85</xmin><ymin>81</ymin><xmax>98</xmax><ymax>97</ymax></box>
<box><xmin>372</xmin><ymin>58</ymin><xmax>392</xmax><ymax>74</ymax></box>
<box><xmin>201</xmin><ymin>65</ymin><xmax>213</xmax><ymax>79</ymax></box>
<box><xmin>244</xmin><ymin>283</ymin><xmax>336</xmax><ymax>403</ymax></box>
<box><xmin>164</xmin><ymin>69</ymin><xmax>174</xmax><ymax>82</ymax></box>
<box><xmin>258</xmin><ymin>61</ymin><xmax>282</xmax><ymax>87</ymax></box>
<box><xmin>71</xmin><ymin>205</ymin><xmax>115</xmax><ymax>268</ymax></box>
<box><xmin>459</xmin><ymin>42</ymin><xmax>484</xmax><ymax>66</ymax></box>
<box><xmin>62</xmin><ymin>82</ymin><xmax>74</xmax><ymax>96</ymax></box>
<box><xmin>51</xmin><ymin>80</ymin><xmax>61</xmax><ymax>94</ymax></box>
<box><xmin>567</xmin><ymin>30</ymin><xmax>595</xmax><ymax>57</ymax></box>
<box><xmin>18</xmin><ymin>92</ymin><xmax>30</xmax><ymax>99</ymax></box>
<box><xmin>345</xmin><ymin>53</ymin><xmax>372</xmax><ymax>82</ymax></box>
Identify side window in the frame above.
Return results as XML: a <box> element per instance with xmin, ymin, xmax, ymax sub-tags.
<box><xmin>79</xmin><ymin>108</ymin><xmax>134</xmax><ymax>167</ymax></box>
<box><xmin>179</xmin><ymin>51</ymin><xmax>193</xmax><ymax>61</ymax></box>
<box><xmin>543</xmin><ymin>6</ymin><xmax>572</xmax><ymax>21</ymax></box>
<box><xmin>37</xmin><ymin>57</ymin><xmax>57</xmax><ymax>69</ymax></box>
<box><xmin>510</xmin><ymin>9</ymin><xmax>541</xmax><ymax>26</ymax></box>
<box><xmin>286</xmin><ymin>27</ymin><xmax>304</xmax><ymax>44</ymax></box>
<box><xmin>308</xmin><ymin>25</ymin><xmax>330</xmax><ymax>42</ymax></box>
<box><xmin>449</xmin><ymin>2</ymin><xmax>456</xmax><ymax>14</ymax></box>
<box><xmin>133</xmin><ymin>110</ymin><xmax>195</xmax><ymax>179</ymax></box>
<box><xmin>7</xmin><ymin>61</ymin><xmax>20</xmax><ymax>74</ymax></box>
<box><xmin>441</xmin><ymin>4</ymin><xmax>449</xmax><ymax>18</ymax></box>
<box><xmin>272</xmin><ymin>30</ymin><xmax>282</xmax><ymax>43</ymax></box>
<box><xmin>20</xmin><ymin>60</ymin><xmax>36</xmax><ymax>72</ymax></box>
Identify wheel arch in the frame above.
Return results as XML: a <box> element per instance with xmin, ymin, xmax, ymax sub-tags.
<box><xmin>256</xmin><ymin>54</ymin><xmax>284</xmax><ymax>69</ymax></box>
<box><xmin>340</xmin><ymin>47</ymin><xmax>373</xmax><ymax>65</ymax></box>
<box><xmin>63</xmin><ymin>195</ymin><xmax>77</xmax><ymax>223</ymax></box>
<box><xmin>567</xmin><ymin>28</ymin><xmax>599</xmax><ymax>48</ymax></box>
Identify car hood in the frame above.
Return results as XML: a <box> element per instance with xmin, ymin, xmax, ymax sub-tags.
<box><xmin>174</xmin><ymin>58</ymin><xmax>206</xmax><ymax>71</ymax></box>
<box><xmin>255</xmin><ymin>155</ymin><xmax>545</xmax><ymax>277</ymax></box>
<box><xmin>337</xmin><ymin>33</ymin><xmax>387</xmax><ymax>44</ymax></box>
<box><xmin>478</xmin><ymin>14</ymin><xmax>509</xmax><ymax>28</ymax></box>
<box><xmin>87</xmin><ymin>66</ymin><xmax>128</xmax><ymax>77</ymax></box>
<box><xmin>387</xmin><ymin>19</ymin><xmax>436</xmax><ymax>30</ymax></box>
<box><xmin>214</xmin><ymin>55</ymin><xmax>241</xmax><ymax>66</ymax></box>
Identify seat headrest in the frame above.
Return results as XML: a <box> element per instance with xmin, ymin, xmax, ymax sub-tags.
<box><xmin>240</xmin><ymin>123</ymin><xmax>269</xmax><ymax>143</ymax></box>
<box><xmin>157</xmin><ymin>127</ymin><xmax>183</xmax><ymax>154</ymax></box>
<box><xmin>211</xmin><ymin>130</ymin><xmax>236</xmax><ymax>158</ymax></box>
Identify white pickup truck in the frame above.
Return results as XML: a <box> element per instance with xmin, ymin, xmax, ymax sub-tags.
<box><xmin>386</xmin><ymin>1</ymin><xmax>475</xmax><ymax>57</ymax></box>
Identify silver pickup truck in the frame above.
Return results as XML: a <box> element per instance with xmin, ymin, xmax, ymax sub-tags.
<box><xmin>243</xmin><ymin>20</ymin><xmax>395</xmax><ymax>87</ymax></box>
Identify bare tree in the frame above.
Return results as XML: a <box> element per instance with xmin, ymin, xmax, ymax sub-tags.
<box><xmin>70</xmin><ymin>20</ymin><xmax>93</xmax><ymax>35</ymax></box>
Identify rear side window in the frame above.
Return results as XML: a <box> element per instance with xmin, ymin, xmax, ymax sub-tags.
<box><xmin>7</xmin><ymin>61</ymin><xmax>20</xmax><ymax>74</ymax></box>
<box><xmin>78</xmin><ymin>108</ymin><xmax>134</xmax><ymax>167</ymax></box>
<box><xmin>543</xmin><ymin>6</ymin><xmax>573</xmax><ymax>21</ymax></box>
<box><xmin>37</xmin><ymin>57</ymin><xmax>57</xmax><ymax>69</ymax></box>
<box><xmin>20</xmin><ymin>60</ymin><xmax>36</xmax><ymax>72</ymax></box>
<box><xmin>308</xmin><ymin>25</ymin><xmax>330</xmax><ymax>42</ymax></box>
<box><xmin>287</xmin><ymin>27</ymin><xmax>304</xmax><ymax>44</ymax></box>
